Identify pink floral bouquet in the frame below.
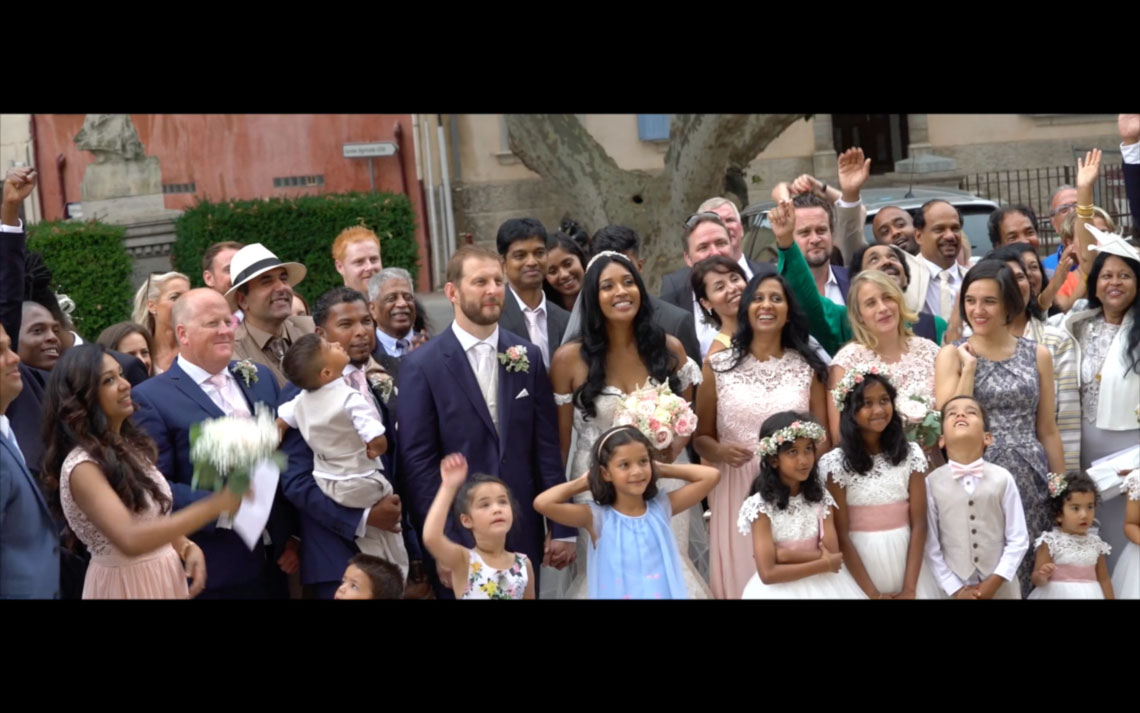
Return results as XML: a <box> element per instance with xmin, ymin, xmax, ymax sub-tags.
<box><xmin>898</xmin><ymin>393</ymin><xmax>941</xmax><ymax>447</ymax></box>
<box><xmin>612</xmin><ymin>380</ymin><xmax>698</xmax><ymax>453</ymax></box>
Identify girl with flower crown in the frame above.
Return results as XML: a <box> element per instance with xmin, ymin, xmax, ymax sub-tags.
<box><xmin>1028</xmin><ymin>472</ymin><xmax>1114</xmax><ymax>599</ymax></box>
<box><xmin>819</xmin><ymin>366</ymin><xmax>942</xmax><ymax>599</ymax></box>
<box><xmin>737</xmin><ymin>411</ymin><xmax>866</xmax><ymax>599</ymax></box>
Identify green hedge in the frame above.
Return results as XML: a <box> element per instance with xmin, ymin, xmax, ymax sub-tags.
<box><xmin>27</xmin><ymin>220</ymin><xmax>133</xmax><ymax>338</ymax></box>
<box><xmin>172</xmin><ymin>192</ymin><xmax>419</xmax><ymax>305</ymax></box>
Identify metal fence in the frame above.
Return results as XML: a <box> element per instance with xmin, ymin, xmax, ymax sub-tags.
<box><xmin>959</xmin><ymin>161</ymin><xmax>1134</xmax><ymax>252</ymax></box>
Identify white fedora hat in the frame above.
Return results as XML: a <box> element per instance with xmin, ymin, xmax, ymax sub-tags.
<box><xmin>224</xmin><ymin>243</ymin><xmax>307</xmax><ymax>310</ymax></box>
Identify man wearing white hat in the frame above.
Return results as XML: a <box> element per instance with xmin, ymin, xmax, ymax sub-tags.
<box><xmin>227</xmin><ymin>243</ymin><xmax>315</xmax><ymax>387</ymax></box>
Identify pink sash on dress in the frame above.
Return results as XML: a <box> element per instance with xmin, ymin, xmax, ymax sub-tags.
<box><xmin>1050</xmin><ymin>564</ymin><xmax>1097</xmax><ymax>583</ymax></box>
<box><xmin>847</xmin><ymin>500</ymin><xmax>910</xmax><ymax>532</ymax></box>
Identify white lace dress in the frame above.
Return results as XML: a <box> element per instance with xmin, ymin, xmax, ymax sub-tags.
<box><xmin>832</xmin><ymin>337</ymin><xmax>940</xmax><ymax>405</ymax></box>
<box><xmin>818</xmin><ymin>443</ymin><xmax>941</xmax><ymax>598</ymax></box>
<box><xmin>1028</xmin><ymin>528</ymin><xmax>1111</xmax><ymax>599</ymax></box>
<box><xmin>736</xmin><ymin>486</ymin><xmax>867</xmax><ymax>599</ymax></box>
<box><xmin>1111</xmin><ymin>470</ymin><xmax>1139</xmax><ymax>599</ymax></box>
<box><xmin>550</xmin><ymin>358</ymin><xmax>712</xmax><ymax>600</ymax></box>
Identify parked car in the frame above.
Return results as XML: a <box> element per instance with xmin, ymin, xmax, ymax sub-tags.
<box><xmin>740</xmin><ymin>186</ymin><xmax>1000</xmax><ymax>263</ymax></box>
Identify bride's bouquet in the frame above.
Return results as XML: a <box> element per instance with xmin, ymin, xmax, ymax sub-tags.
<box><xmin>612</xmin><ymin>380</ymin><xmax>698</xmax><ymax>453</ymax></box>
<box><xmin>898</xmin><ymin>393</ymin><xmax>941</xmax><ymax>447</ymax></box>
<box><xmin>190</xmin><ymin>403</ymin><xmax>287</xmax><ymax>495</ymax></box>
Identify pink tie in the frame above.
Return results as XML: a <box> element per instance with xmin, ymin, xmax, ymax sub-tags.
<box><xmin>207</xmin><ymin>372</ymin><xmax>251</xmax><ymax>417</ymax></box>
<box><xmin>346</xmin><ymin>370</ymin><xmax>382</xmax><ymax>420</ymax></box>
<box><xmin>950</xmin><ymin>458</ymin><xmax>985</xmax><ymax>480</ymax></box>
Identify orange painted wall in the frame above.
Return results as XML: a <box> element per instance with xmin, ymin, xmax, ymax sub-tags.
<box><xmin>32</xmin><ymin>114</ymin><xmax>433</xmax><ymax>289</ymax></box>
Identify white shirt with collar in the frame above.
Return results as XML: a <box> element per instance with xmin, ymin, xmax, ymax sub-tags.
<box><xmin>508</xmin><ymin>285</ymin><xmax>550</xmax><ymax>368</ymax></box>
<box><xmin>694</xmin><ymin>256</ymin><xmax>755</xmax><ymax>360</ymax></box>
<box><xmin>918</xmin><ymin>253</ymin><xmax>967</xmax><ymax>322</ymax></box>
<box><xmin>376</xmin><ymin>327</ymin><xmax>414</xmax><ymax>358</ymax></box>
<box><xmin>924</xmin><ymin>460</ymin><xmax>1029</xmax><ymax>595</ymax></box>
<box><xmin>451</xmin><ymin>321</ymin><xmax>500</xmax><ymax>375</ymax></box>
<box><xmin>177</xmin><ymin>355</ymin><xmax>247</xmax><ymax>416</ymax></box>
<box><xmin>0</xmin><ymin>415</ymin><xmax>23</xmax><ymax>465</ymax></box>
<box><xmin>0</xmin><ymin>218</ymin><xmax>22</xmax><ymax>233</ymax></box>
<box><xmin>824</xmin><ymin>266</ymin><xmax>845</xmax><ymax>305</ymax></box>
<box><xmin>1122</xmin><ymin>140</ymin><xmax>1140</xmax><ymax>165</ymax></box>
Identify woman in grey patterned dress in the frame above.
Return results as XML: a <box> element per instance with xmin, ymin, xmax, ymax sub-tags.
<box><xmin>935</xmin><ymin>261</ymin><xmax>1066</xmax><ymax>596</ymax></box>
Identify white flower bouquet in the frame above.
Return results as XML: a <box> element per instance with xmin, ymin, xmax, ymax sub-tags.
<box><xmin>190</xmin><ymin>403</ymin><xmax>287</xmax><ymax>495</ymax></box>
<box><xmin>899</xmin><ymin>393</ymin><xmax>941</xmax><ymax>448</ymax></box>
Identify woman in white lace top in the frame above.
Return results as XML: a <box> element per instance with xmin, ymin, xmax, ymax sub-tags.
<box><xmin>549</xmin><ymin>252</ymin><xmax>708</xmax><ymax>598</ymax></box>
<box><xmin>695</xmin><ymin>272</ymin><xmax>829</xmax><ymax>598</ymax></box>
<box><xmin>827</xmin><ymin>270</ymin><xmax>940</xmax><ymax>449</ymax></box>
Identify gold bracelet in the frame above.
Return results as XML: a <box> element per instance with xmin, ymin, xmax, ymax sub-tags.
<box><xmin>1076</xmin><ymin>203</ymin><xmax>1094</xmax><ymax>210</ymax></box>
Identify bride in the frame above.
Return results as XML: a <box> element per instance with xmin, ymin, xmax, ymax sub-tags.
<box><xmin>547</xmin><ymin>251</ymin><xmax>711</xmax><ymax>598</ymax></box>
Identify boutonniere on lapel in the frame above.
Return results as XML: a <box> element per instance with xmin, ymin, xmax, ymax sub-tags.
<box><xmin>367</xmin><ymin>370</ymin><xmax>396</xmax><ymax>403</ymax></box>
<box><xmin>497</xmin><ymin>345</ymin><xmax>530</xmax><ymax>373</ymax></box>
<box><xmin>232</xmin><ymin>359</ymin><xmax>259</xmax><ymax>387</ymax></box>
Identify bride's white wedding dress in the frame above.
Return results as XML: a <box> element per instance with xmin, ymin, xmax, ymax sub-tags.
<box><xmin>542</xmin><ymin>359</ymin><xmax>712</xmax><ymax>599</ymax></box>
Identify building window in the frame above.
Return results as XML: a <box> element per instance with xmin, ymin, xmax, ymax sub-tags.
<box><xmin>273</xmin><ymin>175</ymin><xmax>324</xmax><ymax>188</ymax></box>
<box><xmin>162</xmin><ymin>182</ymin><xmax>196</xmax><ymax>194</ymax></box>
<box><xmin>637</xmin><ymin>114</ymin><xmax>670</xmax><ymax>142</ymax></box>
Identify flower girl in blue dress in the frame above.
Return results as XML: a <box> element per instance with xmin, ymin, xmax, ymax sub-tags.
<box><xmin>534</xmin><ymin>425</ymin><xmax>719</xmax><ymax>599</ymax></box>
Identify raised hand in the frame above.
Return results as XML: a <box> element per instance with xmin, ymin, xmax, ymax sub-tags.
<box><xmin>837</xmin><ymin>147</ymin><xmax>871</xmax><ymax>201</ymax></box>
<box><xmin>440</xmin><ymin>452</ymin><xmax>468</xmax><ymax>489</ymax></box>
<box><xmin>769</xmin><ymin>199</ymin><xmax>795</xmax><ymax>248</ymax></box>
<box><xmin>1076</xmin><ymin>148</ymin><xmax>1101</xmax><ymax>191</ymax></box>
<box><xmin>790</xmin><ymin>174</ymin><xmax>822</xmax><ymax>196</ymax></box>
<box><xmin>3</xmin><ymin>167</ymin><xmax>37</xmax><ymax>205</ymax></box>
<box><xmin>956</xmin><ymin>341</ymin><xmax>977</xmax><ymax>371</ymax></box>
<box><xmin>1120</xmin><ymin>114</ymin><xmax>1140</xmax><ymax>145</ymax></box>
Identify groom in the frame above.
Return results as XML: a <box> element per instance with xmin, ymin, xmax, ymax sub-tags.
<box><xmin>397</xmin><ymin>245</ymin><xmax>575</xmax><ymax>598</ymax></box>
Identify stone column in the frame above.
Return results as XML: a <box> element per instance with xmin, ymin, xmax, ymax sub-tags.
<box><xmin>811</xmin><ymin>114</ymin><xmax>838</xmax><ymax>181</ymax></box>
<box><xmin>894</xmin><ymin>113</ymin><xmax>956</xmax><ymax>173</ymax></box>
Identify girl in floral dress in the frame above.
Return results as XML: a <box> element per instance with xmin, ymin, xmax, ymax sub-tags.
<box><xmin>422</xmin><ymin>454</ymin><xmax>533</xmax><ymax>600</ymax></box>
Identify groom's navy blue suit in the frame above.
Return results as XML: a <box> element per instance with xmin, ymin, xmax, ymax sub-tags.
<box><xmin>397</xmin><ymin>325</ymin><xmax>573</xmax><ymax>598</ymax></box>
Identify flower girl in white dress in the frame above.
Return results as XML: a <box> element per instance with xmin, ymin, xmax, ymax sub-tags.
<box><xmin>737</xmin><ymin>411</ymin><xmax>866</xmax><ymax>599</ymax></box>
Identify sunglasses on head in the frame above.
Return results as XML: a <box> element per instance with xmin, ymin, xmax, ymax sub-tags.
<box><xmin>684</xmin><ymin>212</ymin><xmax>721</xmax><ymax>229</ymax></box>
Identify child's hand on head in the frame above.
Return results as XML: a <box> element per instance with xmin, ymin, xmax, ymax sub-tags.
<box><xmin>440</xmin><ymin>453</ymin><xmax>468</xmax><ymax>488</ymax></box>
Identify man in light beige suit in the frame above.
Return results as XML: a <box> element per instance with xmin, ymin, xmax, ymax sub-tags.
<box><xmin>226</xmin><ymin>243</ymin><xmax>315</xmax><ymax>387</ymax></box>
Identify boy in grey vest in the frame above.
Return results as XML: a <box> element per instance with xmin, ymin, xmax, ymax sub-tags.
<box><xmin>279</xmin><ymin>334</ymin><xmax>409</xmax><ymax>578</ymax></box>
<box><xmin>925</xmin><ymin>395</ymin><xmax>1029</xmax><ymax>599</ymax></box>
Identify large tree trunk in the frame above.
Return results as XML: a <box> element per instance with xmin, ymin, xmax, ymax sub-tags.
<box><xmin>505</xmin><ymin>113</ymin><xmax>805</xmax><ymax>291</ymax></box>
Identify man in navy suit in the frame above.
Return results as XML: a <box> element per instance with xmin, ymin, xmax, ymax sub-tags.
<box><xmin>132</xmin><ymin>288</ymin><xmax>298</xmax><ymax>599</ymax></box>
<box><xmin>278</xmin><ymin>286</ymin><xmax>412</xmax><ymax>599</ymax></box>
<box><xmin>397</xmin><ymin>245</ymin><xmax>576</xmax><ymax>598</ymax></box>
<box><xmin>0</xmin><ymin>321</ymin><xmax>60</xmax><ymax>599</ymax></box>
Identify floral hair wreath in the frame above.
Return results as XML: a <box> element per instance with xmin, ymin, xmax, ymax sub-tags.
<box><xmin>756</xmin><ymin>420</ymin><xmax>826</xmax><ymax>458</ymax></box>
<box><xmin>1046</xmin><ymin>472</ymin><xmax>1068</xmax><ymax>498</ymax></box>
<box><xmin>830</xmin><ymin>364</ymin><xmax>893</xmax><ymax>410</ymax></box>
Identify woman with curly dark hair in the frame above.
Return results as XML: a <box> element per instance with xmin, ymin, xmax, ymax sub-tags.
<box><xmin>41</xmin><ymin>344</ymin><xmax>242</xmax><ymax>598</ymax></box>
<box><xmin>693</xmin><ymin>270</ymin><xmax>829</xmax><ymax>598</ymax></box>
<box><xmin>549</xmin><ymin>251</ymin><xmax>708</xmax><ymax>598</ymax></box>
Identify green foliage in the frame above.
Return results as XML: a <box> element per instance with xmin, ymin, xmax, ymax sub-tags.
<box><xmin>26</xmin><ymin>220</ymin><xmax>132</xmax><ymax>339</ymax></box>
<box><xmin>172</xmin><ymin>192</ymin><xmax>418</xmax><ymax>304</ymax></box>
